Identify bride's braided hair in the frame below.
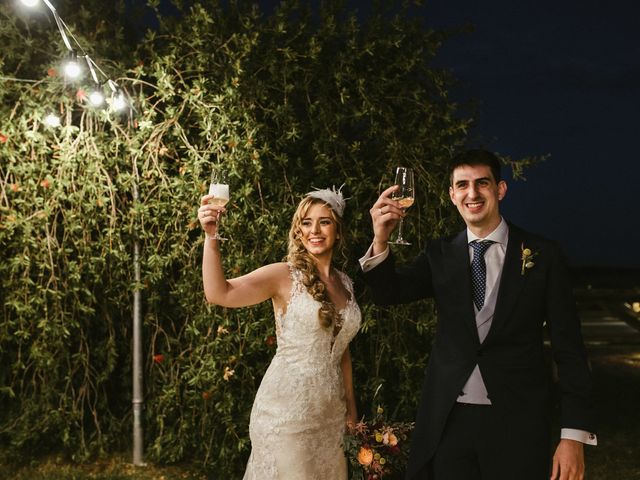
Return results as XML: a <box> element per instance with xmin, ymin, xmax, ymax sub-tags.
<box><xmin>286</xmin><ymin>197</ymin><xmax>346</xmax><ymax>329</ymax></box>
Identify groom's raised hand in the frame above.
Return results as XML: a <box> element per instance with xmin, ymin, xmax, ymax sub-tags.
<box><xmin>369</xmin><ymin>185</ymin><xmax>404</xmax><ymax>255</ymax></box>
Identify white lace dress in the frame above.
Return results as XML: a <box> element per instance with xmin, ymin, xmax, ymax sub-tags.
<box><xmin>243</xmin><ymin>265</ymin><xmax>361</xmax><ymax>480</ymax></box>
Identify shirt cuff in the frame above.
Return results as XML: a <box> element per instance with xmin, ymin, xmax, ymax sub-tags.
<box><xmin>561</xmin><ymin>428</ymin><xmax>597</xmax><ymax>446</ymax></box>
<box><xmin>359</xmin><ymin>244</ymin><xmax>390</xmax><ymax>272</ymax></box>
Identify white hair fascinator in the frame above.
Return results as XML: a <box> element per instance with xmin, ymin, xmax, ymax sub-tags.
<box><xmin>306</xmin><ymin>184</ymin><xmax>347</xmax><ymax>217</ymax></box>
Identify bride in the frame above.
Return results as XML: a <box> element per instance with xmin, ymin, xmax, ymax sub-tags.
<box><xmin>197</xmin><ymin>186</ymin><xmax>361</xmax><ymax>479</ymax></box>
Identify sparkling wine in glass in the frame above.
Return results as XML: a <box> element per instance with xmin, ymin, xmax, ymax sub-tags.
<box><xmin>208</xmin><ymin>168</ymin><xmax>230</xmax><ymax>241</ymax></box>
<box><xmin>389</xmin><ymin>167</ymin><xmax>415</xmax><ymax>245</ymax></box>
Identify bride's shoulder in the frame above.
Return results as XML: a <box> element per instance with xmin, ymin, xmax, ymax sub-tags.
<box><xmin>257</xmin><ymin>262</ymin><xmax>293</xmax><ymax>296</ymax></box>
<box><xmin>262</xmin><ymin>262</ymin><xmax>292</xmax><ymax>278</ymax></box>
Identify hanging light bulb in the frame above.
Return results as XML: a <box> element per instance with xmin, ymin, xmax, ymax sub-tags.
<box><xmin>20</xmin><ymin>0</ymin><xmax>40</xmax><ymax>7</ymax></box>
<box><xmin>106</xmin><ymin>80</ymin><xmax>128</xmax><ymax>112</ymax></box>
<box><xmin>84</xmin><ymin>58</ymin><xmax>104</xmax><ymax>107</ymax></box>
<box><xmin>111</xmin><ymin>91</ymin><xmax>127</xmax><ymax>111</ymax></box>
<box><xmin>44</xmin><ymin>113</ymin><xmax>61</xmax><ymax>128</ymax></box>
<box><xmin>88</xmin><ymin>89</ymin><xmax>105</xmax><ymax>107</ymax></box>
<box><xmin>63</xmin><ymin>50</ymin><xmax>81</xmax><ymax>79</ymax></box>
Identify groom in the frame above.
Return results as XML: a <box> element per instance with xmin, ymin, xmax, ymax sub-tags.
<box><xmin>360</xmin><ymin>150</ymin><xmax>596</xmax><ymax>480</ymax></box>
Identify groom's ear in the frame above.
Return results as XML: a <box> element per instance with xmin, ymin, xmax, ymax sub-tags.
<box><xmin>448</xmin><ymin>186</ymin><xmax>455</xmax><ymax>204</ymax></box>
<box><xmin>497</xmin><ymin>180</ymin><xmax>507</xmax><ymax>200</ymax></box>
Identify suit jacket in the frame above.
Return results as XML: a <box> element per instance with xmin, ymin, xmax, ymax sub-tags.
<box><xmin>363</xmin><ymin>223</ymin><xmax>594</xmax><ymax>479</ymax></box>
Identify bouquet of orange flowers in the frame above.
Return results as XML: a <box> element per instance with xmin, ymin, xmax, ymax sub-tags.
<box><xmin>343</xmin><ymin>405</ymin><xmax>414</xmax><ymax>480</ymax></box>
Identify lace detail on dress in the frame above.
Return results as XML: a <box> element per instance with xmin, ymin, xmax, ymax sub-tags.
<box><xmin>243</xmin><ymin>264</ymin><xmax>361</xmax><ymax>480</ymax></box>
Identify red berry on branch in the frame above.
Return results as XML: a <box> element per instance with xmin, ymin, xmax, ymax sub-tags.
<box><xmin>152</xmin><ymin>354</ymin><xmax>165</xmax><ymax>364</ymax></box>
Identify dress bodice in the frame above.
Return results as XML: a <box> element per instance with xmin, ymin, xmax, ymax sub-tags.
<box><xmin>274</xmin><ymin>265</ymin><xmax>361</xmax><ymax>368</ymax></box>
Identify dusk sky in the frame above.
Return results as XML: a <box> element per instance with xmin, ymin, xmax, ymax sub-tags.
<box><xmin>422</xmin><ymin>0</ymin><xmax>640</xmax><ymax>268</ymax></box>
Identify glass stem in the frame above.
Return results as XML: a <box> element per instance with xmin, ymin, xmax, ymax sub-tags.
<box><xmin>216</xmin><ymin>210</ymin><xmax>222</xmax><ymax>236</ymax></box>
<box><xmin>397</xmin><ymin>217</ymin><xmax>405</xmax><ymax>240</ymax></box>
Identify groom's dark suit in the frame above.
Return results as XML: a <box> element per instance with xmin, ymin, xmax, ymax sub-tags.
<box><xmin>363</xmin><ymin>222</ymin><xmax>594</xmax><ymax>480</ymax></box>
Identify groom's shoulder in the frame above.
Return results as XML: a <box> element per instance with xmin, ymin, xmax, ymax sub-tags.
<box><xmin>421</xmin><ymin>229</ymin><xmax>465</xmax><ymax>254</ymax></box>
<box><xmin>434</xmin><ymin>228</ymin><xmax>466</xmax><ymax>246</ymax></box>
<box><xmin>508</xmin><ymin>221</ymin><xmax>555</xmax><ymax>243</ymax></box>
<box><xmin>507</xmin><ymin>221</ymin><xmax>563</xmax><ymax>253</ymax></box>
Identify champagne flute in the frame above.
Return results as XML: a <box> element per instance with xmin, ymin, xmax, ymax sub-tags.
<box><xmin>389</xmin><ymin>167</ymin><xmax>415</xmax><ymax>245</ymax></box>
<box><xmin>208</xmin><ymin>168</ymin><xmax>230</xmax><ymax>241</ymax></box>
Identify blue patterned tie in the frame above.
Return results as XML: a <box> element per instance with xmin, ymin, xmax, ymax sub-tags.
<box><xmin>470</xmin><ymin>240</ymin><xmax>494</xmax><ymax>311</ymax></box>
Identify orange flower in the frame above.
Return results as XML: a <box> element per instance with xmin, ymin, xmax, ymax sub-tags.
<box><xmin>202</xmin><ymin>391</ymin><xmax>212</xmax><ymax>401</ymax></box>
<box><xmin>0</xmin><ymin>133</ymin><xmax>8</xmax><ymax>144</ymax></box>
<box><xmin>152</xmin><ymin>354</ymin><xmax>165</xmax><ymax>364</ymax></box>
<box><xmin>10</xmin><ymin>183</ymin><xmax>20</xmax><ymax>193</ymax></box>
<box><xmin>47</xmin><ymin>67</ymin><xmax>58</xmax><ymax>77</ymax></box>
<box><xmin>265</xmin><ymin>335</ymin><xmax>276</xmax><ymax>346</ymax></box>
<box><xmin>382</xmin><ymin>431</ymin><xmax>398</xmax><ymax>447</ymax></box>
<box><xmin>40</xmin><ymin>179</ymin><xmax>50</xmax><ymax>189</ymax></box>
<box><xmin>357</xmin><ymin>446</ymin><xmax>374</xmax><ymax>466</ymax></box>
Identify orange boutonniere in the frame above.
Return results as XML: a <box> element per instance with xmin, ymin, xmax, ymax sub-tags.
<box><xmin>521</xmin><ymin>243</ymin><xmax>538</xmax><ymax>275</ymax></box>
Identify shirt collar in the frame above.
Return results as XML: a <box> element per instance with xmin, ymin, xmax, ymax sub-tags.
<box><xmin>467</xmin><ymin>217</ymin><xmax>508</xmax><ymax>246</ymax></box>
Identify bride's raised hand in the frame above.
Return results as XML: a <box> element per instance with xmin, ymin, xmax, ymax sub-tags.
<box><xmin>198</xmin><ymin>194</ymin><xmax>226</xmax><ymax>238</ymax></box>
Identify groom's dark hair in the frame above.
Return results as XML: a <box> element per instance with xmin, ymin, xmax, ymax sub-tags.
<box><xmin>449</xmin><ymin>149</ymin><xmax>502</xmax><ymax>185</ymax></box>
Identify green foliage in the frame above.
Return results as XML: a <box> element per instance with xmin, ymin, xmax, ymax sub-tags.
<box><xmin>0</xmin><ymin>0</ymin><xmax>537</xmax><ymax>475</ymax></box>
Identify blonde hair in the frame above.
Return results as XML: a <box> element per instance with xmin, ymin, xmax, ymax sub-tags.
<box><xmin>286</xmin><ymin>197</ymin><xmax>346</xmax><ymax>329</ymax></box>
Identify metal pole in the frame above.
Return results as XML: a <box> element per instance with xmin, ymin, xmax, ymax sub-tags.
<box><xmin>132</xmin><ymin>180</ymin><xmax>144</xmax><ymax>466</ymax></box>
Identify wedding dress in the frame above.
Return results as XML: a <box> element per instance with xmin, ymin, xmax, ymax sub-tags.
<box><xmin>243</xmin><ymin>264</ymin><xmax>361</xmax><ymax>479</ymax></box>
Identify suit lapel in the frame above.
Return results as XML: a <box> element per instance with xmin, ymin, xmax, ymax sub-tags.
<box><xmin>484</xmin><ymin>224</ymin><xmax>528</xmax><ymax>344</ymax></box>
<box><xmin>444</xmin><ymin>230</ymin><xmax>480</xmax><ymax>344</ymax></box>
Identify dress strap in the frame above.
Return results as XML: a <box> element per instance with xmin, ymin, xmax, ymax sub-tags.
<box><xmin>336</xmin><ymin>270</ymin><xmax>354</xmax><ymax>300</ymax></box>
<box><xmin>286</xmin><ymin>262</ymin><xmax>306</xmax><ymax>297</ymax></box>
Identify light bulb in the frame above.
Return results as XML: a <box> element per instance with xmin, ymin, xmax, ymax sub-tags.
<box><xmin>44</xmin><ymin>113</ymin><xmax>61</xmax><ymax>128</ymax></box>
<box><xmin>89</xmin><ymin>90</ymin><xmax>105</xmax><ymax>107</ymax></box>
<box><xmin>20</xmin><ymin>0</ymin><xmax>40</xmax><ymax>7</ymax></box>
<box><xmin>63</xmin><ymin>51</ymin><xmax>81</xmax><ymax>79</ymax></box>
<box><xmin>111</xmin><ymin>92</ymin><xmax>127</xmax><ymax>111</ymax></box>
<box><xmin>64</xmin><ymin>60</ymin><xmax>81</xmax><ymax>79</ymax></box>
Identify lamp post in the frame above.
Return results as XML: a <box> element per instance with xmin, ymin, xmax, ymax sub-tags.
<box><xmin>132</xmin><ymin>180</ymin><xmax>144</xmax><ymax>466</ymax></box>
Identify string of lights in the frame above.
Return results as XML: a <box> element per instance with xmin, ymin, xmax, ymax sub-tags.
<box><xmin>16</xmin><ymin>0</ymin><xmax>130</xmax><ymax>126</ymax></box>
